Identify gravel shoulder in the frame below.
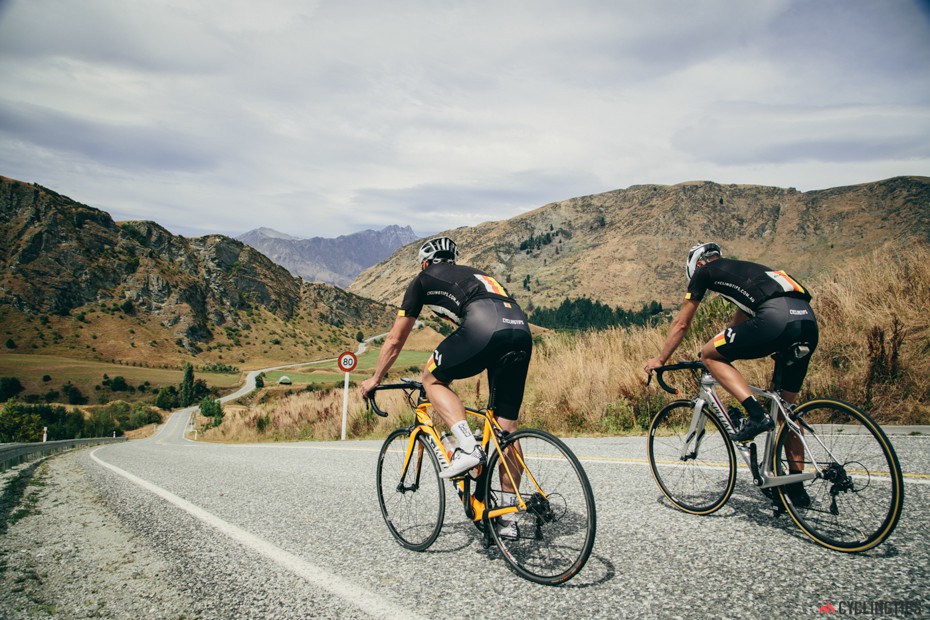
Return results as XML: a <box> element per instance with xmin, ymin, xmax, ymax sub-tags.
<box><xmin>0</xmin><ymin>449</ymin><xmax>195</xmax><ymax>620</ymax></box>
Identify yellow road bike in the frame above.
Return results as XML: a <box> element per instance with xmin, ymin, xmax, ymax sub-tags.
<box><xmin>367</xmin><ymin>374</ymin><xmax>596</xmax><ymax>585</ymax></box>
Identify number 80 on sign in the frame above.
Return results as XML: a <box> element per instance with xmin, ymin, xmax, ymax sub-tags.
<box><xmin>338</xmin><ymin>352</ymin><xmax>357</xmax><ymax>373</ymax></box>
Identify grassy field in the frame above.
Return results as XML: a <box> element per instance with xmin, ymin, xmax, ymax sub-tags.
<box><xmin>262</xmin><ymin>350</ymin><xmax>431</xmax><ymax>386</ymax></box>
<box><xmin>0</xmin><ymin>354</ymin><xmax>243</xmax><ymax>403</ymax></box>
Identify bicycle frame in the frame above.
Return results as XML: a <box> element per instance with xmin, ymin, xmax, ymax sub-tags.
<box><xmin>397</xmin><ymin>399</ymin><xmax>545</xmax><ymax>523</ymax></box>
<box><xmin>687</xmin><ymin>371</ymin><xmax>823</xmax><ymax>489</ymax></box>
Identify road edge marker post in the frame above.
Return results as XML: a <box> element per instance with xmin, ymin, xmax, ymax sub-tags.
<box><xmin>338</xmin><ymin>352</ymin><xmax>358</xmax><ymax>440</ymax></box>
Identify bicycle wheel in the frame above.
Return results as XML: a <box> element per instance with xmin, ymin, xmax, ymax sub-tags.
<box><xmin>376</xmin><ymin>428</ymin><xmax>445</xmax><ymax>551</ymax></box>
<box><xmin>483</xmin><ymin>429</ymin><xmax>596</xmax><ymax>585</ymax></box>
<box><xmin>648</xmin><ymin>400</ymin><xmax>736</xmax><ymax>515</ymax></box>
<box><xmin>773</xmin><ymin>399</ymin><xmax>904</xmax><ymax>552</ymax></box>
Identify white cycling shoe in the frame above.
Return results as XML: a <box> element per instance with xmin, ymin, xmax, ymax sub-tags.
<box><xmin>439</xmin><ymin>446</ymin><xmax>485</xmax><ymax>479</ymax></box>
<box><xmin>496</xmin><ymin>519</ymin><xmax>520</xmax><ymax>541</ymax></box>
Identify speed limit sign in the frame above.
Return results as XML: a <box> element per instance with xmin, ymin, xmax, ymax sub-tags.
<box><xmin>337</xmin><ymin>352</ymin><xmax>357</xmax><ymax>373</ymax></box>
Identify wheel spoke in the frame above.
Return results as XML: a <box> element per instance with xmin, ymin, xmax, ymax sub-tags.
<box><xmin>774</xmin><ymin>400</ymin><xmax>904</xmax><ymax>552</ymax></box>
<box><xmin>484</xmin><ymin>430</ymin><xmax>596</xmax><ymax>585</ymax></box>
<box><xmin>648</xmin><ymin>401</ymin><xmax>736</xmax><ymax>514</ymax></box>
<box><xmin>377</xmin><ymin>429</ymin><xmax>445</xmax><ymax>551</ymax></box>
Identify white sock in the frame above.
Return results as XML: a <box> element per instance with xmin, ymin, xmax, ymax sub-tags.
<box><xmin>500</xmin><ymin>492</ymin><xmax>518</xmax><ymax>523</ymax></box>
<box><xmin>451</xmin><ymin>421</ymin><xmax>477</xmax><ymax>453</ymax></box>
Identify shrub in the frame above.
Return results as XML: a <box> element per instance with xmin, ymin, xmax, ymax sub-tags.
<box><xmin>62</xmin><ymin>382</ymin><xmax>88</xmax><ymax>405</ymax></box>
<box><xmin>154</xmin><ymin>386</ymin><xmax>178</xmax><ymax>410</ymax></box>
<box><xmin>0</xmin><ymin>377</ymin><xmax>25</xmax><ymax>402</ymax></box>
<box><xmin>0</xmin><ymin>400</ymin><xmax>42</xmax><ymax>442</ymax></box>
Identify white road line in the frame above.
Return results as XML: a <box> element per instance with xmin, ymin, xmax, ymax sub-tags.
<box><xmin>90</xmin><ymin>448</ymin><xmax>423</xmax><ymax>620</ymax></box>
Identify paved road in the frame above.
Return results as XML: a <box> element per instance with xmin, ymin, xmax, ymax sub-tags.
<box><xmin>81</xmin><ymin>409</ymin><xmax>929</xmax><ymax>619</ymax></box>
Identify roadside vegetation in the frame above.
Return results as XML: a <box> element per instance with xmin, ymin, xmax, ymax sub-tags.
<box><xmin>0</xmin><ymin>363</ymin><xmax>220</xmax><ymax>441</ymax></box>
<box><xmin>199</xmin><ymin>243</ymin><xmax>929</xmax><ymax>442</ymax></box>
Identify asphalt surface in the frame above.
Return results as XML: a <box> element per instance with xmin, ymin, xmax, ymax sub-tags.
<box><xmin>79</xmin><ymin>407</ymin><xmax>930</xmax><ymax>619</ymax></box>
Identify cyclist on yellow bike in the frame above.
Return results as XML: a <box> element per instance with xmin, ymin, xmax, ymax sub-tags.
<box><xmin>359</xmin><ymin>237</ymin><xmax>533</xmax><ymax>485</ymax></box>
<box><xmin>644</xmin><ymin>242</ymin><xmax>819</xmax><ymax>447</ymax></box>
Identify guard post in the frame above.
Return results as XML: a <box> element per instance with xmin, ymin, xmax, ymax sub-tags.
<box><xmin>338</xmin><ymin>352</ymin><xmax>358</xmax><ymax>440</ymax></box>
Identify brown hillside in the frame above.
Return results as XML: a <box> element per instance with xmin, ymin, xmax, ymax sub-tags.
<box><xmin>349</xmin><ymin>177</ymin><xmax>930</xmax><ymax>311</ymax></box>
<box><xmin>0</xmin><ymin>176</ymin><xmax>395</xmax><ymax>368</ymax></box>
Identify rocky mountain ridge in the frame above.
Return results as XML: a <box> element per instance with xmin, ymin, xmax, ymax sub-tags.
<box><xmin>237</xmin><ymin>224</ymin><xmax>420</xmax><ymax>288</ymax></box>
<box><xmin>0</xmin><ymin>176</ymin><xmax>395</xmax><ymax>365</ymax></box>
<box><xmin>349</xmin><ymin>177</ymin><xmax>930</xmax><ymax>311</ymax></box>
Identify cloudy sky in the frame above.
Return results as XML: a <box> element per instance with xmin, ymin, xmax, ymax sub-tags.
<box><xmin>1</xmin><ymin>1</ymin><xmax>928</xmax><ymax>239</ymax></box>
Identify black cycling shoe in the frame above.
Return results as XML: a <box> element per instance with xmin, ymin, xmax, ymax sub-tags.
<box><xmin>784</xmin><ymin>481</ymin><xmax>812</xmax><ymax>509</ymax></box>
<box><xmin>728</xmin><ymin>414</ymin><xmax>774</xmax><ymax>442</ymax></box>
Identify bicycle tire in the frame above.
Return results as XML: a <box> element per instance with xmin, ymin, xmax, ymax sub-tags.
<box><xmin>648</xmin><ymin>400</ymin><xmax>737</xmax><ymax>515</ymax></box>
<box><xmin>376</xmin><ymin>428</ymin><xmax>445</xmax><ymax>551</ymax></box>
<box><xmin>773</xmin><ymin>399</ymin><xmax>904</xmax><ymax>552</ymax></box>
<box><xmin>482</xmin><ymin>429</ymin><xmax>596</xmax><ymax>585</ymax></box>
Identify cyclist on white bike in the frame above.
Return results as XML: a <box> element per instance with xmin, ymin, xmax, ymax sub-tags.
<box><xmin>644</xmin><ymin>242</ymin><xmax>819</xmax><ymax>447</ymax></box>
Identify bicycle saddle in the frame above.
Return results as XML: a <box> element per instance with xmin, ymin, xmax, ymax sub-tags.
<box><xmin>772</xmin><ymin>342</ymin><xmax>811</xmax><ymax>366</ymax></box>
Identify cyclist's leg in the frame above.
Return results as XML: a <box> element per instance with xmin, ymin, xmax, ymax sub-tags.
<box><xmin>700</xmin><ymin>343</ymin><xmax>753</xmax><ymax>401</ymax></box>
<box><xmin>422</xmin><ymin>323</ymin><xmax>489</xmax><ymax>447</ymax></box>
<box><xmin>422</xmin><ymin>371</ymin><xmax>467</xmax><ymax>427</ymax></box>
<box><xmin>773</xmin><ymin>303</ymin><xmax>819</xmax><ymax>474</ymax></box>
<box><xmin>487</xmin><ymin>328</ymin><xmax>532</xmax><ymax>495</ymax></box>
<box><xmin>708</xmin><ymin>300</ymin><xmax>798</xmax><ymax>436</ymax></box>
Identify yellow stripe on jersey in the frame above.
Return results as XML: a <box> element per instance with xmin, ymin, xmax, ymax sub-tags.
<box><xmin>398</xmin><ymin>309</ymin><xmax>407</xmax><ymax>317</ymax></box>
<box><xmin>427</xmin><ymin>355</ymin><xmax>438</xmax><ymax>373</ymax></box>
<box><xmin>685</xmin><ymin>292</ymin><xmax>693</xmax><ymax>300</ymax></box>
<box><xmin>474</xmin><ymin>274</ymin><xmax>508</xmax><ymax>296</ymax></box>
<box><xmin>714</xmin><ymin>333</ymin><xmax>727</xmax><ymax>348</ymax></box>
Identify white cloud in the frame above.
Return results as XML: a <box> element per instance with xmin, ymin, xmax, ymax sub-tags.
<box><xmin>0</xmin><ymin>0</ymin><xmax>928</xmax><ymax>238</ymax></box>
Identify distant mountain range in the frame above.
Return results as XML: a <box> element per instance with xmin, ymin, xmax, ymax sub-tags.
<box><xmin>237</xmin><ymin>225</ymin><xmax>420</xmax><ymax>288</ymax></box>
<box><xmin>350</xmin><ymin>176</ymin><xmax>930</xmax><ymax>311</ymax></box>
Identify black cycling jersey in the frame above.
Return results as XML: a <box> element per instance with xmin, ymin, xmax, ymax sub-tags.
<box><xmin>399</xmin><ymin>262</ymin><xmax>515</xmax><ymax>324</ymax></box>
<box><xmin>687</xmin><ymin>258</ymin><xmax>812</xmax><ymax>316</ymax></box>
<box><xmin>399</xmin><ymin>262</ymin><xmax>531</xmax><ymax>420</ymax></box>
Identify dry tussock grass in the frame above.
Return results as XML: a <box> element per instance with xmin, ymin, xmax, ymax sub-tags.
<box><xmin>201</xmin><ymin>243</ymin><xmax>929</xmax><ymax>443</ymax></box>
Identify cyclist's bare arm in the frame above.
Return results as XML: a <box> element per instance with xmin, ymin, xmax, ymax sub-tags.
<box><xmin>359</xmin><ymin>315</ymin><xmax>417</xmax><ymax>399</ymax></box>
<box><xmin>645</xmin><ymin>299</ymin><xmax>700</xmax><ymax>375</ymax></box>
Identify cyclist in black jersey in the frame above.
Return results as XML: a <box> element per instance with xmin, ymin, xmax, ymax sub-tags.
<box><xmin>359</xmin><ymin>237</ymin><xmax>532</xmax><ymax>485</ymax></box>
<box><xmin>644</xmin><ymin>242</ymin><xmax>819</xmax><ymax>459</ymax></box>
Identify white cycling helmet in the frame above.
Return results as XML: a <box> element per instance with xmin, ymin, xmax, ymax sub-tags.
<box><xmin>418</xmin><ymin>236</ymin><xmax>458</xmax><ymax>264</ymax></box>
<box><xmin>686</xmin><ymin>242</ymin><xmax>722</xmax><ymax>281</ymax></box>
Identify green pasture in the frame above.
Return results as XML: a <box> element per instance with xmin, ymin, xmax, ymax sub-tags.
<box><xmin>264</xmin><ymin>350</ymin><xmax>431</xmax><ymax>386</ymax></box>
<box><xmin>0</xmin><ymin>354</ymin><xmax>243</xmax><ymax>394</ymax></box>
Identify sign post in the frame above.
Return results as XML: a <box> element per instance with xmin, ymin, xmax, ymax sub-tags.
<box><xmin>338</xmin><ymin>352</ymin><xmax>358</xmax><ymax>440</ymax></box>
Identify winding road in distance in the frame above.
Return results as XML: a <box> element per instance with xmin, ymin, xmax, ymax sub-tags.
<box><xmin>81</xmin><ymin>338</ymin><xmax>930</xmax><ymax>618</ymax></box>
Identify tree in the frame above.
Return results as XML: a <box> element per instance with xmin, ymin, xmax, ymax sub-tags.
<box><xmin>0</xmin><ymin>377</ymin><xmax>25</xmax><ymax>402</ymax></box>
<box><xmin>0</xmin><ymin>400</ymin><xmax>42</xmax><ymax>442</ymax></box>
<box><xmin>200</xmin><ymin>397</ymin><xmax>223</xmax><ymax>426</ymax></box>
<box><xmin>179</xmin><ymin>363</ymin><xmax>195</xmax><ymax>406</ymax></box>
<box><xmin>62</xmin><ymin>382</ymin><xmax>87</xmax><ymax>405</ymax></box>
<box><xmin>154</xmin><ymin>386</ymin><xmax>178</xmax><ymax>410</ymax></box>
<box><xmin>254</xmin><ymin>373</ymin><xmax>265</xmax><ymax>389</ymax></box>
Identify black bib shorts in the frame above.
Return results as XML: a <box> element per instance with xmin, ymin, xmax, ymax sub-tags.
<box><xmin>711</xmin><ymin>296</ymin><xmax>819</xmax><ymax>392</ymax></box>
<box><xmin>427</xmin><ymin>298</ymin><xmax>532</xmax><ymax>420</ymax></box>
